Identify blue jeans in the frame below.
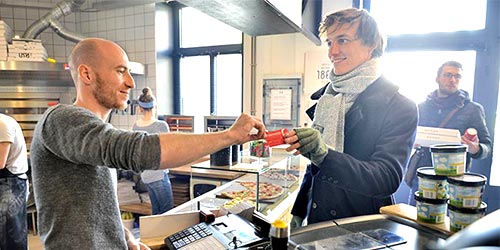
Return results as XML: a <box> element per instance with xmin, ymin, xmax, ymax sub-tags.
<box><xmin>146</xmin><ymin>173</ymin><xmax>174</xmax><ymax>215</ymax></box>
<box><xmin>0</xmin><ymin>177</ymin><xmax>27</xmax><ymax>250</ymax></box>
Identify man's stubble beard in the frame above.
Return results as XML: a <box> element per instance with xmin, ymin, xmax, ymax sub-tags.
<box><xmin>94</xmin><ymin>73</ymin><xmax>128</xmax><ymax>110</ymax></box>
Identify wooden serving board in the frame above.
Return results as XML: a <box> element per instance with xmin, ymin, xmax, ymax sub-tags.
<box><xmin>380</xmin><ymin>203</ymin><xmax>452</xmax><ymax>235</ymax></box>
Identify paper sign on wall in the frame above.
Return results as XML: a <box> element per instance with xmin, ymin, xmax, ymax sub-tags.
<box><xmin>270</xmin><ymin>88</ymin><xmax>292</xmax><ymax>120</ymax></box>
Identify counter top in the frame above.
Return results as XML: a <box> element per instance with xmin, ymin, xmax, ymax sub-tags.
<box><xmin>168</xmin><ymin>156</ymin><xmax>243</xmax><ymax>180</ymax></box>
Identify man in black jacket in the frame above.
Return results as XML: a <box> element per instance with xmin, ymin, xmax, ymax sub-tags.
<box><xmin>284</xmin><ymin>8</ymin><xmax>418</xmax><ymax>227</ymax></box>
<box><xmin>405</xmin><ymin>60</ymin><xmax>492</xmax><ymax>205</ymax></box>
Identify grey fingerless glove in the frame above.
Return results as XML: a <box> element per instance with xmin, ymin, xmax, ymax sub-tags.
<box><xmin>290</xmin><ymin>215</ymin><xmax>304</xmax><ymax>229</ymax></box>
<box><xmin>294</xmin><ymin>128</ymin><xmax>328</xmax><ymax>165</ymax></box>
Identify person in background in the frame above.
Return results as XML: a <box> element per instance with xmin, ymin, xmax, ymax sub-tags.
<box><xmin>133</xmin><ymin>87</ymin><xmax>173</xmax><ymax>214</ymax></box>
<box><xmin>283</xmin><ymin>8</ymin><xmax>418</xmax><ymax>227</ymax></box>
<box><xmin>30</xmin><ymin>38</ymin><xmax>265</xmax><ymax>250</ymax></box>
<box><xmin>0</xmin><ymin>113</ymin><xmax>29</xmax><ymax>250</ymax></box>
<box><xmin>405</xmin><ymin>60</ymin><xmax>492</xmax><ymax>205</ymax></box>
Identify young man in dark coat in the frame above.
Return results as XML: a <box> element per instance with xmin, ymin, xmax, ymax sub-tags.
<box><xmin>284</xmin><ymin>8</ymin><xmax>418</xmax><ymax>227</ymax></box>
<box><xmin>405</xmin><ymin>61</ymin><xmax>492</xmax><ymax>205</ymax></box>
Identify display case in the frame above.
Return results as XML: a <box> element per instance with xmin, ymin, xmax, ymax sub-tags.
<box><xmin>167</xmin><ymin>148</ymin><xmax>308</xmax><ymax>222</ymax></box>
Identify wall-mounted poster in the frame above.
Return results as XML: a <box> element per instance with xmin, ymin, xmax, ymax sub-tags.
<box><xmin>270</xmin><ymin>88</ymin><xmax>292</xmax><ymax>120</ymax></box>
<box><xmin>263</xmin><ymin>77</ymin><xmax>301</xmax><ymax>130</ymax></box>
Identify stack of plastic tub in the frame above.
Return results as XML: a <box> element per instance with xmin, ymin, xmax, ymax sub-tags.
<box><xmin>414</xmin><ymin>144</ymin><xmax>487</xmax><ymax>233</ymax></box>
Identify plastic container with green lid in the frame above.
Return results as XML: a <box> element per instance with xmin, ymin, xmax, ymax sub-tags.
<box><xmin>417</xmin><ymin>167</ymin><xmax>448</xmax><ymax>200</ymax></box>
<box><xmin>448</xmin><ymin>201</ymin><xmax>487</xmax><ymax>232</ymax></box>
<box><xmin>430</xmin><ymin>144</ymin><xmax>467</xmax><ymax>176</ymax></box>
<box><xmin>414</xmin><ymin>191</ymin><xmax>448</xmax><ymax>224</ymax></box>
<box><xmin>448</xmin><ymin>173</ymin><xmax>487</xmax><ymax>208</ymax></box>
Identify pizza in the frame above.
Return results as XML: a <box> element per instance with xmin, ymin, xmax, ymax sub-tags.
<box><xmin>261</xmin><ymin>171</ymin><xmax>298</xmax><ymax>182</ymax></box>
<box><xmin>220</xmin><ymin>181</ymin><xmax>284</xmax><ymax>200</ymax></box>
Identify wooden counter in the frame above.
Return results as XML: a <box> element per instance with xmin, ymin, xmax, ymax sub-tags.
<box><xmin>380</xmin><ymin>203</ymin><xmax>452</xmax><ymax>235</ymax></box>
<box><xmin>120</xmin><ymin>203</ymin><xmax>152</xmax><ymax>216</ymax></box>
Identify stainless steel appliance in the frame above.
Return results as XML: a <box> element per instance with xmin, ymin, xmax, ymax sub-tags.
<box><xmin>0</xmin><ymin>61</ymin><xmax>75</xmax><ymax>153</ymax></box>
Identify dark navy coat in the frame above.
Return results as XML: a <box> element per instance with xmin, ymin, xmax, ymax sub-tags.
<box><xmin>408</xmin><ymin>89</ymin><xmax>492</xmax><ymax>187</ymax></box>
<box><xmin>291</xmin><ymin>76</ymin><xmax>418</xmax><ymax>224</ymax></box>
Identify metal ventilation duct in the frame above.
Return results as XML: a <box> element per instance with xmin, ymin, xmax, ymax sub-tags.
<box><xmin>0</xmin><ymin>0</ymin><xmax>147</xmax><ymax>87</ymax></box>
<box><xmin>22</xmin><ymin>0</ymin><xmax>86</xmax><ymax>43</ymax></box>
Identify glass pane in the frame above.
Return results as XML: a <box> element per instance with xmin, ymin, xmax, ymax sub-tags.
<box><xmin>180</xmin><ymin>7</ymin><xmax>242</xmax><ymax>48</ymax></box>
<box><xmin>215</xmin><ymin>54</ymin><xmax>242</xmax><ymax>116</ymax></box>
<box><xmin>180</xmin><ymin>56</ymin><xmax>210</xmax><ymax>133</ymax></box>
<box><xmin>370</xmin><ymin>0</ymin><xmax>487</xmax><ymax>35</ymax></box>
<box><xmin>382</xmin><ymin>51</ymin><xmax>476</xmax><ymax>104</ymax></box>
<box><xmin>490</xmin><ymin>80</ymin><xmax>500</xmax><ymax>186</ymax></box>
<box><xmin>155</xmin><ymin>9</ymin><xmax>170</xmax><ymax>52</ymax></box>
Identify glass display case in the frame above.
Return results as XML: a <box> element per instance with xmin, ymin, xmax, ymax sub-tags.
<box><xmin>180</xmin><ymin>148</ymin><xmax>306</xmax><ymax>221</ymax></box>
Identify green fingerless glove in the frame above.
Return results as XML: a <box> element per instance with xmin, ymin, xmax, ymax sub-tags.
<box><xmin>290</xmin><ymin>215</ymin><xmax>304</xmax><ymax>229</ymax></box>
<box><xmin>294</xmin><ymin>128</ymin><xmax>328</xmax><ymax>165</ymax></box>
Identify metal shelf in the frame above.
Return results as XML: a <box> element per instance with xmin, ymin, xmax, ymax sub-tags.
<box><xmin>0</xmin><ymin>60</ymin><xmax>145</xmax><ymax>87</ymax></box>
<box><xmin>0</xmin><ymin>61</ymin><xmax>72</xmax><ymax>86</ymax></box>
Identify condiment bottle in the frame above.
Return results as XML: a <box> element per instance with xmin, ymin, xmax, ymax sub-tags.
<box><xmin>464</xmin><ymin>128</ymin><xmax>477</xmax><ymax>140</ymax></box>
<box><xmin>269</xmin><ymin>219</ymin><xmax>289</xmax><ymax>249</ymax></box>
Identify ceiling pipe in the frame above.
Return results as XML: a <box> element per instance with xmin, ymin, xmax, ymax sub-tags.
<box><xmin>19</xmin><ymin>0</ymin><xmax>145</xmax><ymax>76</ymax></box>
<box><xmin>22</xmin><ymin>0</ymin><xmax>86</xmax><ymax>41</ymax></box>
<box><xmin>250</xmin><ymin>36</ymin><xmax>257</xmax><ymax>116</ymax></box>
<box><xmin>47</xmin><ymin>19</ymin><xmax>86</xmax><ymax>43</ymax></box>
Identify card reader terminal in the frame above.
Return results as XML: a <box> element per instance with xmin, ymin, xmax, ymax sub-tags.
<box><xmin>164</xmin><ymin>213</ymin><xmax>266</xmax><ymax>250</ymax></box>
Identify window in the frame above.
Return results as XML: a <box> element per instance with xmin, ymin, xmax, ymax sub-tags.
<box><xmin>492</xmin><ymin>91</ymin><xmax>500</xmax><ymax>186</ymax></box>
<box><xmin>180</xmin><ymin>7</ymin><xmax>242</xmax><ymax>48</ymax></box>
<box><xmin>370</xmin><ymin>0</ymin><xmax>487</xmax><ymax>35</ymax></box>
<box><xmin>180</xmin><ymin>56</ymin><xmax>210</xmax><ymax>133</ymax></box>
<box><xmin>176</xmin><ymin>6</ymin><xmax>243</xmax><ymax>133</ymax></box>
<box><xmin>369</xmin><ymin>0</ymin><xmax>498</xmax><ymax>188</ymax></box>
<box><xmin>382</xmin><ymin>51</ymin><xmax>476</xmax><ymax>104</ymax></box>
<box><xmin>215</xmin><ymin>54</ymin><xmax>243</xmax><ymax>116</ymax></box>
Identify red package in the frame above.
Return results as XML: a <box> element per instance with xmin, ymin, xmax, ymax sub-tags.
<box><xmin>265</xmin><ymin>128</ymin><xmax>288</xmax><ymax>147</ymax></box>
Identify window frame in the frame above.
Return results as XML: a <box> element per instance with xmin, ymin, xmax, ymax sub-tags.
<box><xmin>168</xmin><ymin>2</ymin><xmax>243</xmax><ymax>115</ymax></box>
<box><xmin>364</xmin><ymin>0</ymin><xmax>499</xmax><ymax>210</ymax></box>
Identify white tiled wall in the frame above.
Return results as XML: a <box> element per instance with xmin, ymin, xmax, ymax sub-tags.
<box><xmin>0</xmin><ymin>0</ymin><xmax>158</xmax><ymax>130</ymax></box>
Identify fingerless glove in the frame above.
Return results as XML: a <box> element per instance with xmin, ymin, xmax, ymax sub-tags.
<box><xmin>294</xmin><ymin>128</ymin><xmax>328</xmax><ymax>165</ymax></box>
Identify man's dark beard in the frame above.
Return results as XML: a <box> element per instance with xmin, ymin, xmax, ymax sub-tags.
<box><xmin>94</xmin><ymin>73</ymin><xmax>127</xmax><ymax>110</ymax></box>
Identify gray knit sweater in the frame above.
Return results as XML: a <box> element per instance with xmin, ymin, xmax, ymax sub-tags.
<box><xmin>30</xmin><ymin>105</ymin><xmax>161</xmax><ymax>249</ymax></box>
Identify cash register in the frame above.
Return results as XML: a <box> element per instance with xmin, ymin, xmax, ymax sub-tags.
<box><xmin>164</xmin><ymin>212</ymin><xmax>268</xmax><ymax>250</ymax></box>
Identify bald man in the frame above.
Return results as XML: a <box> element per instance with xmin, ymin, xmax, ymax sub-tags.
<box><xmin>30</xmin><ymin>38</ymin><xmax>265</xmax><ymax>250</ymax></box>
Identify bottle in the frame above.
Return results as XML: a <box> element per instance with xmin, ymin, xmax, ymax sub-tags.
<box><xmin>464</xmin><ymin>128</ymin><xmax>477</xmax><ymax>140</ymax></box>
<box><xmin>269</xmin><ymin>219</ymin><xmax>289</xmax><ymax>249</ymax></box>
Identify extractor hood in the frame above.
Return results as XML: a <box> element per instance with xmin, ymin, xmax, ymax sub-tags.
<box><xmin>0</xmin><ymin>60</ymin><xmax>145</xmax><ymax>87</ymax></box>
<box><xmin>175</xmin><ymin>0</ymin><xmax>322</xmax><ymax>45</ymax></box>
